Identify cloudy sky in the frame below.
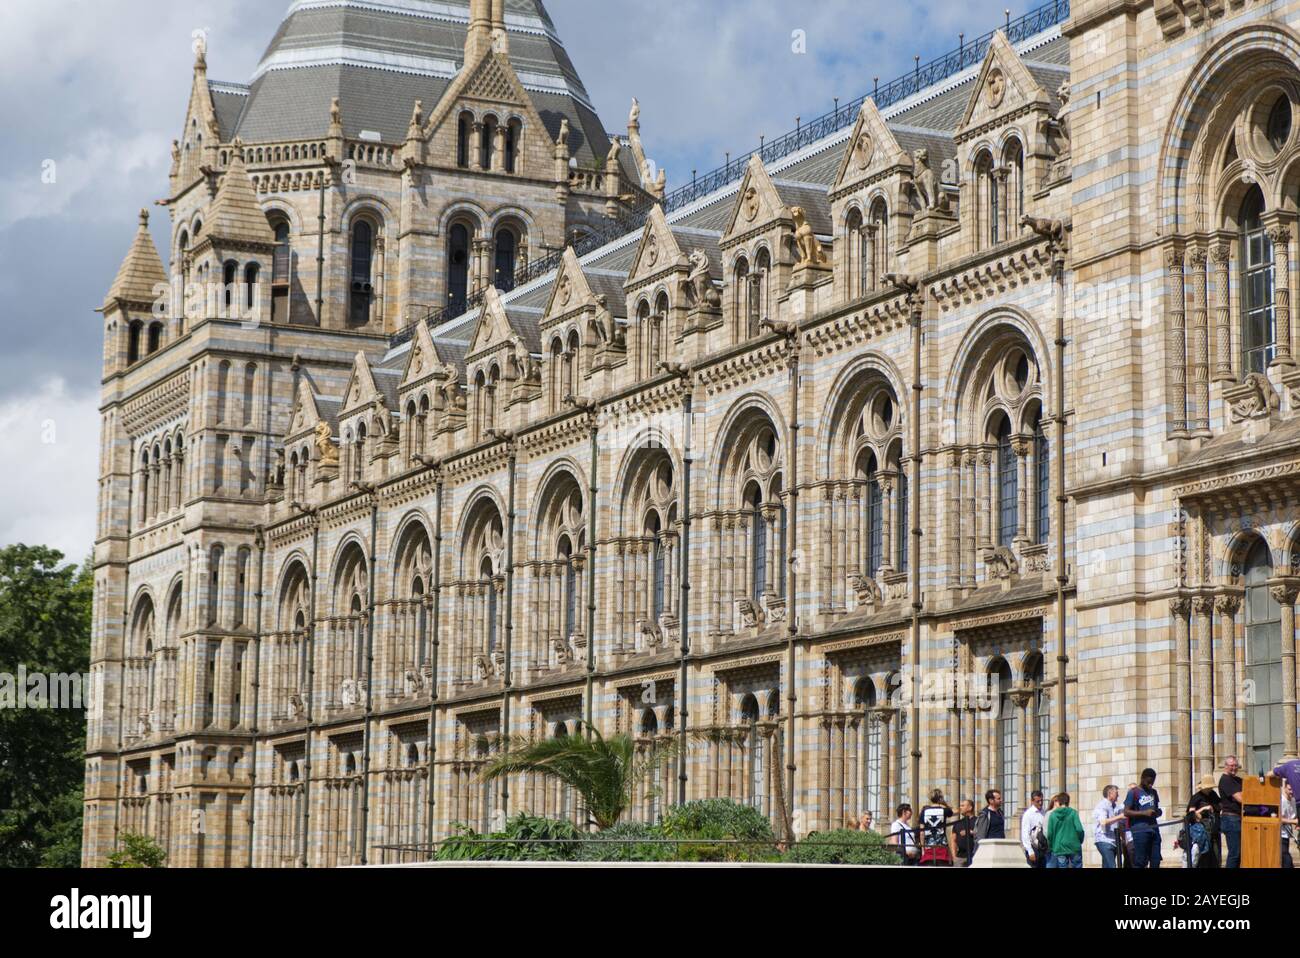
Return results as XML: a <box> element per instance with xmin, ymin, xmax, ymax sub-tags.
<box><xmin>0</xmin><ymin>0</ymin><xmax>999</xmax><ymax>563</ymax></box>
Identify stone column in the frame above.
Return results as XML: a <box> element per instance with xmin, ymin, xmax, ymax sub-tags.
<box><xmin>1166</xmin><ymin>245</ymin><xmax>1188</xmax><ymax>436</ymax></box>
<box><xmin>963</xmin><ymin>452</ymin><xmax>978</xmax><ymax>590</ymax></box>
<box><xmin>492</xmin><ymin>124</ymin><xmax>507</xmax><ymax>173</ymax></box>
<box><xmin>1014</xmin><ymin>690</ymin><xmax>1034</xmax><ymax>807</ymax></box>
<box><xmin>1193</xmin><ymin>594</ymin><xmax>1215</xmax><ymax>779</ymax></box>
<box><xmin>1189</xmin><ymin>247</ymin><xmax>1210</xmax><ymax>433</ymax></box>
<box><xmin>821</xmin><ymin>490</ymin><xmax>835</xmax><ymax>613</ymax></box>
<box><xmin>1170</xmin><ymin>596</ymin><xmax>1192</xmax><ymax>806</ymax></box>
<box><xmin>949</xmin><ymin>449</ymin><xmax>964</xmax><ymax>588</ymax></box>
<box><xmin>976</xmin><ymin>450</ymin><xmax>991</xmax><ymax>552</ymax></box>
<box><xmin>1268</xmin><ymin>224</ymin><xmax>1294</xmax><ymax>367</ymax></box>
<box><xmin>1268</xmin><ymin>578</ymin><xmax>1299</xmax><ymax>757</ymax></box>
<box><xmin>1012</xmin><ymin>436</ymin><xmax>1030</xmax><ymax>546</ymax></box>
<box><xmin>1214</xmin><ymin>593</ymin><xmax>1241</xmax><ymax>770</ymax></box>
<box><xmin>471</xmin><ymin>122</ymin><xmax>484</xmax><ymax>171</ymax></box>
<box><xmin>1211</xmin><ymin>242</ymin><xmax>1234</xmax><ymax>383</ymax></box>
<box><xmin>879</xmin><ymin>475</ymin><xmax>894</xmax><ymax>575</ymax></box>
<box><xmin>863</xmin><ymin>223</ymin><xmax>877</xmax><ymax>294</ymax></box>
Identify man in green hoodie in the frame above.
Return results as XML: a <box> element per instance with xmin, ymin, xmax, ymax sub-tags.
<box><xmin>1045</xmin><ymin>792</ymin><xmax>1085</xmax><ymax>868</ymax></box>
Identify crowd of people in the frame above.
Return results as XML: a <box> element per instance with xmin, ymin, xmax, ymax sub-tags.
<box><xmin>866</xmin><ymin>756</ymin><xmax>1298</xmax><ymax>868</ymax></box>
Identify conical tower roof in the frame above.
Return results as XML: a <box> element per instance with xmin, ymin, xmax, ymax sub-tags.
<box><xmin>104</xmin><ymin>209</ymin><xmax>168</xmax><ymax>310</ymax></box>
<box><xmin>205</xmin><ymin>143</ymin><xmax>275</xmax><ymax>246</ymax></box>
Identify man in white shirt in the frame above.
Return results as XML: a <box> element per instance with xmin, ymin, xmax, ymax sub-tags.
<box><xmin>1021</xmin><ymin>790</ymin><xmax>1047</xmax><ymax>868</ymax></box>
<box><xmin>1092</xmin><ymin>784</ymin><xmax>1125</xmax><ymax>868</ymax></box>
<box><xmin>890</xmin><ymin>803</ymin><xmax>919</xmax><ymax>865</ymax></box>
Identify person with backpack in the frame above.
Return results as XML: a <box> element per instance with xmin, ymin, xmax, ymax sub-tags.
<box><xmin>1092</xmin><ymin>784</ymin><xmax>1125</xmax><ymax>868</ymax></box>
<box><xmin>918</xmin><ymin>789</ymin><xmax>955</xmax><ymax>866</ymax></box>
<box><xmin>1021</xmin><ymin>789</ymin><xmax>1048</xmax><ymax>867</ymax></box>
<box><xmin>890</xmin><ymin>803</ymin><xmax>920</xmax><ymax>864</ymax></box>
<box><xmin>1045</xmin><ymin>792</ymin><xmax>1085</xmax><ymax>868</ymax></box>
<box><xmin>1123</xmin><ymin>768</ymin><xmax>1163</xmax><ymax>868</ymax></box>
<box><xmin>1182</xmin><ymin>774</ymin><xmax>1221</xmax><ymax>868</ymax></box>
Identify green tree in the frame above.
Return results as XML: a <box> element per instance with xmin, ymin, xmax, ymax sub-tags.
<box><xmin>0</xmin><ymin>545</ymin><xmax>92</xmax><ymax>868</ymax></box>
<box><xmin>478</xmin><ymin>723</ymin><xmax>675</xmax><ymax>830</ymax></box>
<box><xmin>107</xmin><ymin>832</ymin><xmax>166</xmax><ymax>868</ymax></box>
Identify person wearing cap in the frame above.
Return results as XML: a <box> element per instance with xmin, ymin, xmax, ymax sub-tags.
<box><xmin>1123</xmin><ymin>768</ymin><xmax>1163</xmax><ymax>868</ymax></box>
<box><xmin>1092</xmin><ymin>784</ymin><xmax>1125</xmax><ymax>868</ymax></box>
<box><xmin>1184</xmin><ymin>774</ymin><xmax>1221</xmax><ymax>868</ymax></box>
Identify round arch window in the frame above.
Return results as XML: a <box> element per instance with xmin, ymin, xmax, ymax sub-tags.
<box><xmin>1267</xmin><ymin>94</ymin><xmax>1292</xmax><ymax>154</ymax></box>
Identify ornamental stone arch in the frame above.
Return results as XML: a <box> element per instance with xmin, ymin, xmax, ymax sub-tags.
<box><xmin>389</xmin><ymin>510</ymin><xmax>434</xmax><ymax>594</ymax></box>
<box><xmin>943</xmin><ymin>306</ymin><xmax>1052</xmax><ymax>444</ymax></box>
<box><xmin>1156</xmin><ymin>22</ymin><xmax>1300</xmax><ymax>234</ymax></box>
<box><xmin>327</xmin><ymin>534</ymin><xmax>370</xmax><ymax>616</ymax></box>
<box><xmin>817</xmin><ymin>351</ymin><xmax>908</xmax><ymax>481</ymax></box>
<box><xmin>274</xmin><ymin>554</ymin><xmax>312</xmax><ymax>630</ymax></box>
<box><xmin>529</xmin><ymin>458</ymin><xmax>587</xmax><ymax>558</ymax></box>
<box><xmin>455</xmin><ymin>485</ymin><xmax>507</xmax><ymax>580</ymax></box>
<box><xmin>706</xmin><ymin>391</ymin><xmax>789</xmax><ymax>512</ymax></box>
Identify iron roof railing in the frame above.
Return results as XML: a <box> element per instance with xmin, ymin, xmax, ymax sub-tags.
<box><xmin>390</xmin><ymin>0</ymin><xmax>1070</xmax><ymax>346</ymax></box>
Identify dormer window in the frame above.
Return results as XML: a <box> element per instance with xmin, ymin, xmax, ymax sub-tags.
<box><xmin>349</xmin><ymin>219</ymin><xmax>375</xmax><ymax>327</ymax></box>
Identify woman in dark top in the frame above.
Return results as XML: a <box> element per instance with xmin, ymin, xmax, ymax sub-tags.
<box><xmin>1184</xmin><ymin>774</ymin><xmax>1221</xmax><ymax>868</ymax></box>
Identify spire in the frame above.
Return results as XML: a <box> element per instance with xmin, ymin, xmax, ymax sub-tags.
<box><xmin>205</xmin><ymin>141</ymin><xmax>275</xmax><ymax>246</ymax></box>
<box><xmin>104</xmin><ymin>209</ymin><xmax>168</xmax><ymax>310</ymax></box>
<box><xmin>465</xmin><ymin>0</ymin><xmax>493</xmax><ymax>62</ymax></box>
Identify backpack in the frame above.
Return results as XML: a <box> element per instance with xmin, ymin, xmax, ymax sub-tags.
<box><xmin>1031</xmin><ymin>821</ymin><xmax>1050</xmax><ymax>858</ymax></box>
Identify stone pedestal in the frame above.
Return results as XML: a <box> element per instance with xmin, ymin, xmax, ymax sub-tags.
<box><xmin>970</xmin><ymin>838</ymin><xmax>1028</xmax><ymax>868</ymax></box>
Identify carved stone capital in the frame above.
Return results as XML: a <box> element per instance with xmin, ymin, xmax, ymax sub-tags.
<box><xmin>1169</xmin><ymin>595</ymin><xmax>1191</xmax><ymax>617</ymax></box>
<box><xmin>1191</xmin><ymin>594</ymin><xmax>1215</xmax><ymax>617</ymax></box>
<box><xmin>1210</xmin><ymin>243</ymin><xmax>1231</xmax><ymax>267</ymax></box>
<box><xmin>1267</xmin><ymin>225</ymin><xmax>1292</xmax><ymax>249</ymax></box>
<box><xmin>1188</xmin><ymin>246</ymin><xmax>1208</xmax><ymax>269</ymax></box>
<box><xmin>1213</xmin><ymin>593</ymin><xmax>1241</xmax><ymax>617</ymax></box>
<box><xmin>1267</xmin><ymin>577</ymin><xmax>1300</xmax><ymax>607</ymax></box>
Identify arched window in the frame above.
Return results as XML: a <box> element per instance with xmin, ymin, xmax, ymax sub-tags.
<box><xmin>207</xmin><ymin>545</ymin><xmax>224</xmax><ymax>627</ymax></box>
<box><xmin>223</xmin><ymin>260</ymin><xmax>238</xmax><ymax>312</ymax></box>
<box><xmin>845</xmin><ymin>207</ymin><xmax>865</xmax><ymax>297</ymax></box>
<box><xmin>493</xmin><ymin>228</ymin><xmax>517</xmax><ymax>292</ymax></box>
<box><xmin>992</xmin><ymin>658</ymin><xmax>1017</xmax><ymax>813</ymax></box>
<box><xmin>869</xmin><ymin>199</ymin><xmax>889</xmax><ymax>288</ymax></box>
<box><xmin>974</xmin><ymin>150</ymin><xmax>997</xmax><ymax>249</ymax></box>
<box><xmin>1240</xmin><ymin>186</ymin><xmax>1275</xmax><ymax>375</ymax></box>
<box><xmin>894</xmin><ymin>464</ymin><xmax>908</xmax><ymax>572</ymax></box>
<box><xmin>651</xmin><ymin>291</ymin><xmax>668</xmax><ymax>374</ymax></box>
<box><xmin>746</xmin><ymin>481</ymin><xmax>766</xmax><ymax>600</ymax></box>
<box><xmin>447</xmin><ymin>222</ymin><xmax>471</xmax><ymax>313</ymax></box>
<box><xmin>457</xmin><ymin>112</ymin><xmax>472</xmax><ymax>168</ymax></box>
<box><xmin>860</xmin><ymin>451</ymin><xmax>882</xmax><ymax>576</ymax></box>
<box><xmin>996</xmin><ymin>416</ymin><xmax>1017</xmax><ymax>547</ymax></box>
<box><xmin>128</xmin><ymin>321</ymin><xmax>143</xmax><ymax>364</ymax></box>
<box><xmin>1027</xmin><ymin>654</ymin><xmax>1050</xmax><ymax>793</ymax></box>
<box><xmin>216</xmin><ymin>360</ymin><xmax>231</xmax><ymax>424</ymax></box>
<box><xmin>741</xmin><ymin>694</ymin><xmax>763</xmax><ymax>811</ymax></box>
<box><xmin>751</xmin><ymin>248</ymin><xmax>771</xmax><ymax>337</ymax></box>
<box><xmin>1034</xmin><ymin>412</ymin><xmax>1049</xmax><ymax>544</ymax></box>
<box><xmin>772</xmin><ymin>473</ymin><xmax>787</xmax><ymax>598</ymax></box>
<box><xmin>647</xmin><ymin>512</ymin><xmax>665</xmax><ymax>620</ymax></box>
<box><xmin>733</xmin><ymin>257</ymin><xmax>749</xmax><ymax>340</ymax></box>
<box><xmin>480</xmin><ymin>115</ymin><xmax>498</xmax><ymax>170</ymax></box>
<box><xmin>856</xmin><ymin>679</ymin><xmax>881</xmax><ymax>819</ymax></box>
<box><xmin>272</xmin><ymin>222</ymin><xmax>290</xmax><ymax>284</ymax></box>
<box><xmin>147</xmin><ymin>322</ymin><xmax>163</xmax><ymax>355</ymax></box>
<box><xmin>1004</xmin><ymin>139</ymin><xmax>1025</xmax><ymax>230</ymax></box>
<box><xmin>483</xmin><ymin>557</ymin><xmax>498</xmax><ymax>654</ymax></box>
<box><xmin>353</xmin><ymin>422</ymin><xmax>367</xmax><ymax>482</ymax></box>
<box><xmin>1243</xmin><ymin>539</ymin><xmax>1283</xmax><ymax>770</ymax></box>
<box><xmin>243</xmin><ymin>263</ymin><xmax>259</xmax><ymax>313</ymax></box>
<box><xmin>349</xmin><ymin>219</ymin><xmax>375</xmax><ymax>327</ymax></box>
<box><xmin>505</xmin><ymin>118</ymin><xmax>521</xmax><ymax>173</ymax></box>
<box><xmin>234</xmin><ymin>547</ymin><xmax>250</xmax><ymax>628</ymax></box>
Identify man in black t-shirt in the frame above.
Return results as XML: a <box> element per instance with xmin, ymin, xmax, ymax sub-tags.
<box><xmin>1218</xmin><ymin>756</ymin><xmax>1244</xmax><ymax>869</ymax></box>
<box><xmin>951</xmin><ymin>799</ymin><xmax>977</xmax><ymax>866</ymax></box>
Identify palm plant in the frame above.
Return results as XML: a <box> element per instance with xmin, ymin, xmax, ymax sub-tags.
<box><xmin>478</xmin><ymin>723</ymin><xmax>676</xmax><ymax>830</ymax></box>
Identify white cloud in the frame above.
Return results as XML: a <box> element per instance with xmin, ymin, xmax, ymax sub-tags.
<box><xmin>0</xmin><ymin>379</ymin><xmax>99</xmax><ymax>562</ymax></box>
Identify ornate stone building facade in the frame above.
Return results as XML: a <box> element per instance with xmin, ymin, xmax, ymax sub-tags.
<box><xmin>84</xmin><ymin>0</ymin><xmax>1300</xmax><ymax>866</ymax></box>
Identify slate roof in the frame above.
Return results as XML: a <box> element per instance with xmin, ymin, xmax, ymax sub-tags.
<box><xmin>105</xmin><ymin>210</ymin><xmax>169</xmax><ymax>309</ymax></box>
<box><xmin>220</xmin><ymin>0</ymin><xmax>615</xmax><ymax>165</ymax></box>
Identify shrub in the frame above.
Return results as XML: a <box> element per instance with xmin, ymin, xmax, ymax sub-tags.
<box><xmin>659</xmin><ymin>798</ymin><xmax>778</xmax><ymax>862</ymax></box>
<box><xmin>783</xmin><ymin>828</ymin><xmax>898</xmax><ymax>866</ymax></box>
<box><xmin>436</xmin><ymin>814</ymin><xmax>584</xmax><ymax>861</ymax></box>
<box><xmin>107</xmin><ymin>833</ymin><xmax>167</xmax><ymax>869</ymax></box>
<box><xmin>576</xmin><ymin>821</ymin><xmax>674</xmax><ymax>862</ymax></box>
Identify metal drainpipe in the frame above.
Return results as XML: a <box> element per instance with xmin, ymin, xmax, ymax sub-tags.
<box><xmin>1052</xmin><ymin>237</ymin><xmax>1070</xmax><ymax>794</ymax></box>
<box><xmin>299</xmin><ymin>507</ymin><xmax>320</xmax><ymax>868</ymax></box>
<box><xmin>111</xmin><ymin>479</ymin><xmax>134</xmax><ymax>856</ymax></box>
<box><xmin>785</xmin><ymin>340</ymin><xmax>800</xmax><ymax>837</ymax></box>
<box><xmin>585</xmin><ymin>414</ymin><xmax>599</xmax><ymax>736</ymax></box>
<box><xmin>908</xmin><ymin>292</ymin><xmax>924</xmax><ymax>812</ymax></box>
<box><xmin>247</xmin><ymin>526</ymin><xmax>266</xmax><ymax>868</ymax></box>
<box><xmin>498</xmin><ymin>433</ymin><xmax>517</xmax><ymax>815</ymax></box>
<box><xmin>417</xmin><ymin>457</ymin><xmax>444</xmax><ymax>850</ymax></box>
<box><xmin>315</xmin><ymin>175</ymin><xmax>326</xmax><ymax>326</ymax></box>
<box><xmin>678</xmin><ymin>387</ymin><xmax>692</xmax><ymax>806</ymax></box>
<box><xmin>355</xmin><ymin>483</ymin><xmax>379</xmax><ymax>865</ymax></box>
